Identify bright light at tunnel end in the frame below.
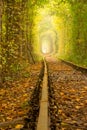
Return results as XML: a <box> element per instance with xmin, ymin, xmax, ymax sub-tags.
<box><xmin>41</xmin><ymin>40</ymin><xmax>52</xmax><ymax>54</ymax></box>
<box><xmin>42</xmin><ymin>47</ymin><xmax>47</xmax><ymax>53</ymax></box>
<box><xmin>38</xmin><ymin>8</ymin><xmax>57</xmax><ymax>55</ymax></box>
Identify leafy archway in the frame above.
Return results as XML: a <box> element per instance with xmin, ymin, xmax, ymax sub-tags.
<box><xmin>0</xmin><ymin>0</ymin><xmax>87</xmax><ymax>83</ymax></box>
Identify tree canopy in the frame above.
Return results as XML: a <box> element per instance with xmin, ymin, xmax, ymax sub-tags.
<box><xmin>0</xmin><ymin>0</ymin><xmax>87</xmax><ymax>83</ymax></box>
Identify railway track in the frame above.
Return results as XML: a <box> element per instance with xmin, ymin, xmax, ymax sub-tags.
<box><xmin>48</xmin><ymin>60</ymin><xmax>87</xmax><ymax>130</ymax></box>
<box><xmin>21</xmin><ymin>59</ymin><xmax>49</xmax><ymax>130</ymax></box>
<box><xmin>21</xmin><ymin>59</ymin><xmax>87</xmax><ymax>130</ymax></box>
<box><xmin>37</xmin><ymin>59</ymin><xmax>49</xmax><ymax>130</ymax></box>
<box><xmin>0</xmin><ymin>59</ymin><xmax>87</xmax><ymax>130</ymax></box>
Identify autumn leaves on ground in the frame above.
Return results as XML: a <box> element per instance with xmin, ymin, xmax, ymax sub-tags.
<box><xmin>0</xmin><ymin>63</ymin><xmax>42</xmax><ymax>129</ymax></box>
<box><xmin>0</xmin><ymin>60</ymin><xmax>87</xmax><ymax>130</ymax></box>
<box><xmin>48</xmin><ymin>61</ymin><xmax>87</xmax><ymax>130</ymax></box>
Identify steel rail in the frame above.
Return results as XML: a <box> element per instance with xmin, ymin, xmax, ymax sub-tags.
<box><xmin>37</xmin><ymin>59</ymin><xmax>49</xmax><ymax>130</ymax></box>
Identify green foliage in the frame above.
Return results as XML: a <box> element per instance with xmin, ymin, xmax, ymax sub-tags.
<box><xmin>0</xmin><ymin>0</ymin><xmax>87</xmax><ymax>84</ymax></box>
<box><xmin>10</xmin><ymin>63</ymin><xmax>22</xmax><ymax>72</ymax></box>
<box><xmin>22</xmin><ymin>72</ymin><xmax>30</xmax><ymax>78</ymax></box>
<box><xmin>0</xmin><ymin>0</ymin><xmax>35</xmax><ymax>83</ymax></box>
<box><xmin>55</xmin><ymin>1</ymin><xmax>87</xmax><ymax>67</ymax></box>
<box><xmin>21</xmin><ymin>101</ymin><xmax>29</xmax><ymax>109</ymax></box>
<box><xmin>4</xmin><ymin>76</ymin><xmax>13</xmax><ymax>82</ymax></box>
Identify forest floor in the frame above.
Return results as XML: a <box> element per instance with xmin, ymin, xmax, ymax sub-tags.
<box><xmin>0</xmin><ymin>63</ymin><xmax>42</xmax><ymax>129</ymax></box>
<box><xmin>48</xmin><ymin>61</ymin><xmax>87</xmax><ymax>130</ymax></box>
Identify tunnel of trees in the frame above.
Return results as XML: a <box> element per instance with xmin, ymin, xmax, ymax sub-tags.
<box><xmin>0</xmin><ymin>0</ymin><xmax>87</xmax><ymax>83</ymax></box>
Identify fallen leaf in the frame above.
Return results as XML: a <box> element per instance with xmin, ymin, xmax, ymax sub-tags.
<box><xmin>15</xmin><ymin>124</ymin><xmax>23</xmax><ymax>128</ymax></box>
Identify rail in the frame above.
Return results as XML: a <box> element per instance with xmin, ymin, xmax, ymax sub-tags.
<box><xmin>37</xmin><ymin>59</ymin><xmax>49</xmax><ymax>130</ymax></box>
